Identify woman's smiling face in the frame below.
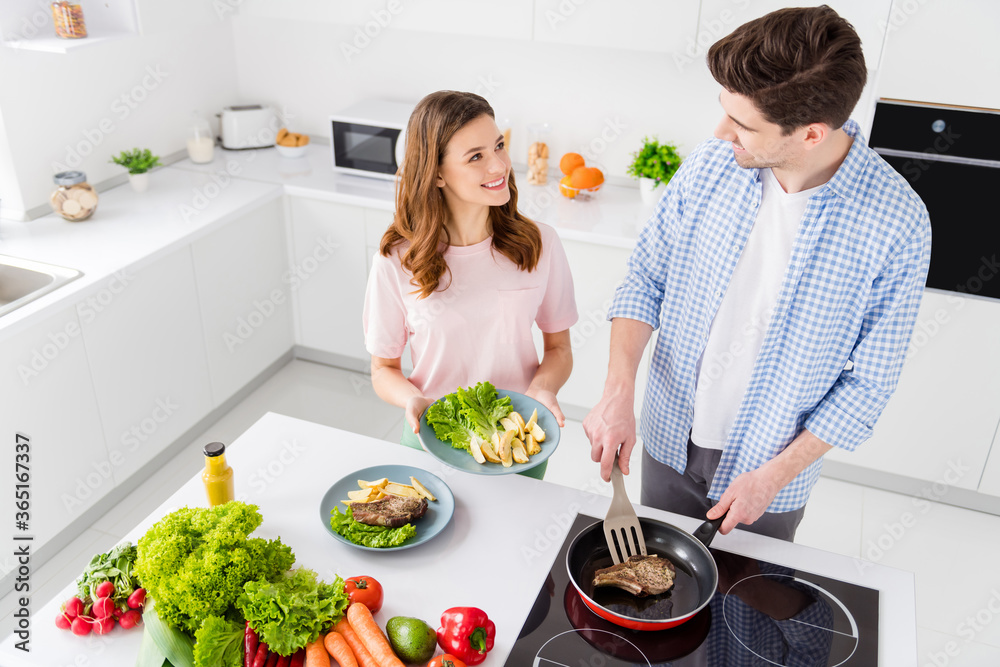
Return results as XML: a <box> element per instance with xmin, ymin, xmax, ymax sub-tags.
<box><xmin>436</xmin><ymin>113</ymin><xmax>511</xmax><ymax>210</ymax></box>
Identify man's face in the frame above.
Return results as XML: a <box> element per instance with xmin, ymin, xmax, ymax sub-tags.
<box><xmin>714</xmin><ymin>90</ymin><xmax>803</xmax><ymax>170</ymax></box>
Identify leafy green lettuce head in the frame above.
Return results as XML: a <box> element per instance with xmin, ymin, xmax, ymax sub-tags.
<box><xmin>135</xmin><ymin>502</ymin><xmax>295</xmax><ymax>635</ymax></box>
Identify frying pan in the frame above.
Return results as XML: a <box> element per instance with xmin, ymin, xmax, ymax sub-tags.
<box><xmin>565</xmin><ymin>515</ymin><xmax>722</xmax><ymax>631</ymax></box>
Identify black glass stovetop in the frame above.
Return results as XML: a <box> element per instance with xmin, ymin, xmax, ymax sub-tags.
<box><xmin>505</xmin><ymin>514</ymin><xmax>879</xmax><ymax>666</ymax></box>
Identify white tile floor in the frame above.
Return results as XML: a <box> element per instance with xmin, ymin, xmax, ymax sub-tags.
<box><xmin>5</xmin><ymin>359</ymin><xmax>1000</xmax><ymax>665</ymax></box>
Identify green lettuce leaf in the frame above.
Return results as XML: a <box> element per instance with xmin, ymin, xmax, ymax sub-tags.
<box><xmin>426</xmin><ymin>394</ymin><xmax>477</xmax><ymax>452</ymax></box>
<box><xmin>193</xmin><ymin>616</ymin><xmax>243</xmax><ymax>667</ymax></box>
<box><xmin>329</xmin><ymin>505</ymin><xmax>417</xmax><ymax>548</ymax></box>
<box><xmin>457</xmin><ymin>381</ymin><xmax>512</xmax><ymax>442</ymax></box>
<box><xmin>236</xmin><ymin>569</ymin><xmax>348</xmax><ymax>657</ymax></box>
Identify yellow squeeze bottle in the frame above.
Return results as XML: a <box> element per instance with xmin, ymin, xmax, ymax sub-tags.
<box><xmin>202</xmin><ymin>441</ymin><xmax>234</xmax><ymax>507</ymax></box>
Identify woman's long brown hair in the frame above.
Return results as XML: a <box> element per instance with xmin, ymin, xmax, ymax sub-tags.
<box><xmin>380</xmin><ymin>90</ymin><xmax>542</xmax><ymax>299</ymax></box>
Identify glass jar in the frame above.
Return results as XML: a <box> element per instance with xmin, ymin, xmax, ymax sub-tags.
<box><xmin>50</xmin><ymin>171</ymin><xmax>97</xmax><ymax>221</ymax></box>
<box><xmin>51</xmin><ymin>2</ymin><xmax>87</xmax><ymax>39</ymax></box>
<box><xmin>526</xmin><ymin>122</ymin><xmax>551</xmax><ymax>185</ymax></box>
<box><xmin>202</xmin><ymin>442</ymin><xmax>235</xmax><ymax>507</ymax></box>
<box><xmin>187</xmin><ymin>112</ymin><xmax>215</xmax><ymax>164</ymax></box>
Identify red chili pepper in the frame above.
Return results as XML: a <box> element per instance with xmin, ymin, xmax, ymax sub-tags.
<box><xmin>264</xmin><ymin>651</ymin><xmax>279</xmax><ymax>667</ymax></box>
<box><xmin>437</xmin><ymin>607</ymin><xmax>495</xmax><ymax>666</ymax></box>
<box><xmin>289</xmin><ymin>648</ymin><xmax>305</xmax><ymax>667</ymax></box>
<box><xmin>274</xmin><ymin>655</ymin><xmax>289</xmax><ymax>667</ymax></box>
<box><xmin>252</xmin><ymin>641</ymin><xmax>269</xmax><ymax>667</ymax></box>
<box><xmin>245</xmin><ymin>622</ymin><xmax>259</xmax><ymax>667</ymax></box>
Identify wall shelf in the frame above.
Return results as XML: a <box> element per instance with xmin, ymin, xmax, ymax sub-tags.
<box><xmin>0</xmin><ymin>1</ymin><xmax>138</xmax><ymax>54</ymax></box>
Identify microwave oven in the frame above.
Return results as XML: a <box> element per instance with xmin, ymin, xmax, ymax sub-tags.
<box><xmin>329</xmin><ymin>100</ymin><xmax>414</xmax><ymax>180</ymax></box>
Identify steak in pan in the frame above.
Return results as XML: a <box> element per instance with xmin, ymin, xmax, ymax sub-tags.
<box><xmin>352</xmin><ymin>495</ymin><xmax>428</xmax><ymax>527</ymax></box>
<box><xmin>593</xmin><ymin>554</ymin><xmax>676</xmax><ymax>597</ymax></box>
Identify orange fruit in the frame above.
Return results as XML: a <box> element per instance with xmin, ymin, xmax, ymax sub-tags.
<box><xmin>559</xmin><ymin>175</ymin><xmax>577</xmax><ymax>198</ymax></box>
<box><xmin>559</xmin><ymin>152</ymin><xmax>585</xmax><ymax>177</ymax></box>
<box><xmin>570</xmin><ymin>166</ymin><xmax>605</xmax><ymax>191</ymax></box>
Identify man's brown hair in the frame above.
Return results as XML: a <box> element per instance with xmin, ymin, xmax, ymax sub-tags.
<box><xmin>707</xmin><ymin>5</ymin><xmax>867</xmax><ymax>134</ymax></box>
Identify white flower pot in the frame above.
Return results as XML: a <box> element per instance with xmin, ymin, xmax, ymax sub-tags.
<box><xmin>639</xmin><ymin>177</ymin><xmax>666</xmax><ymax>205</ymax></box>
<box><xmin>129</xmin><ymin>172</ymin><xmax>150</xmax><ymax>193</ymax></box>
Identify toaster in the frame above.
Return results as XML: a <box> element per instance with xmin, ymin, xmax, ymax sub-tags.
<box><xmin>218</xmin><ymin>105</ymin><xmax>278</xmax><ymax>150</ymax></box>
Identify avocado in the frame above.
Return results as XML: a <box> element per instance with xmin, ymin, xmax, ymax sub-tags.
<box><xmin>385</xmin><ymin>616</ymin><xmax>437</xmax><ymax>664</ymax></box>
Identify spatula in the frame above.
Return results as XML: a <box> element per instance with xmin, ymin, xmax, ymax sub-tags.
<box><xmin>603</xmin><ymin>453</ymin><xmax>647</xmax><ymax>564</ymax></box>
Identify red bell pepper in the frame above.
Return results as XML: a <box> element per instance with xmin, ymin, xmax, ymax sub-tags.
<box><xmin>437</xmin><ymin>607</ymin><xmax>495</xmax><ymax>666</ymax></box>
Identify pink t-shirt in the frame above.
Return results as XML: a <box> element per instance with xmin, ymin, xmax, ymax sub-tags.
<box><xmin>363</xmin><ymin>222</ymin><xmax>578</xmax><ymax>400</ymax></box>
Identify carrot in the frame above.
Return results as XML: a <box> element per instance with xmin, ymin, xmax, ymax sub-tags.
<box><xmin>347</xmin><ymin>603</ymin><xmax>405</xmax><ymax>667</ymax></box>
<box><xmin>322</xmin><ymin>631</ymin><xmax>357</xmax><ymax>667</ymax></box>
<box><xmin>332</xmin><ymin>619</ymin><xmax>379</xmax><ymax>667</ymax></box>
<box><xmin>305</xmin><ymin>636</ymin><xmax>331</xmax><ymax>667</ymax></box>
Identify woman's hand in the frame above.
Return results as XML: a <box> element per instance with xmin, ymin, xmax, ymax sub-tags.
<box><xmin>525</xmin><ymin>387</ymin><xmax>565</xmax><ymax>427</ymax></box>
<box><xmin>405</xmin><ymin>394</ymin><xmax>434</xmax><ymax>433</ymax></box>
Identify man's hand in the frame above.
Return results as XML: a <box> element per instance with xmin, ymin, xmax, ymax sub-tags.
<box><xmin>706</xmin><ymin>467</ymin><xmax>783</xmax><ymax>534</ymax></box>
<box><xmin>583</xmin><ymin>389</ymin><xmax>637</xmax><ymax>482</ymax></box>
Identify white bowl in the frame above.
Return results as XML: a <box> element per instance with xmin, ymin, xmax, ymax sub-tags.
<box><xmin>275</xmin><ymin>143</ymin><xmax>308</xmax><ymax>158</ymax></box>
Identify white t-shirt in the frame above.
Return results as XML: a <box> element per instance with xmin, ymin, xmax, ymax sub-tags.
<box><xmin>691</xmin><ymin>168</ymin><xmax>822</xmax><ymax>449</ymax></box>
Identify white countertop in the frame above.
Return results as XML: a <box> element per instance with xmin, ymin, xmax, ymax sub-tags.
<box><xmin>1</xmin><ymin>143</ymin><xmax>651</xmax><ymax>338</ymax></box>
<box><xmin>0</xmin><ymin>413</ymin><xmax>917</xmax><ymax>666</ymax></box>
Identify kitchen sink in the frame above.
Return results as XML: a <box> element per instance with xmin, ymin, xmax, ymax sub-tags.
<box><xmin>0</xmin><ymin>255</ymin><xmax>82</xmax><ymax>318</ymax></box>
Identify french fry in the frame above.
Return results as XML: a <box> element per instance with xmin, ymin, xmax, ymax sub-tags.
<box><xmin>410</xmin><ymin>476</ymin><xmax>437</xmax><ymax>501</ymax></box>
<box><xmin>481</xmin><ymin>439</ymin><xmax>501</xmax><ymax>463</ymax></box>
<box><xmin>384</xmin><ymin>482</ymin><xmax>420</xmax><ymax>498</ymax></box>
<box><xmin>525</xmin><ymin>432</ymin><xmax>541</xmax><ymax>456</ymax></box>
<box><xmin>469</xmin><ymin>438</ymin><xmax>486</xmax><ymax>464</ymax></box>
<box><xmin>512</xmin><ymin>438</ymin><xmax>529</xmax><ymax>464</ymax></box>
<box><xmin>510</xmin><ymin>411</ymin><xmax>526</xmax><ymax>439</ymax></box>
<box><xmin>358</xmin><ymin>478</ymin><xmax>388</xmax><ymax>489</ymax></box>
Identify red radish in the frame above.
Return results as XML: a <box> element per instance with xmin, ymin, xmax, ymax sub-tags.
<box><xmin>92</xmin><ymin>597</ymin><xmax>115</xmax><ymax>619</ymax></box>
<box><xmin>118</xmin><ymin>609</ymin><xmax>142</xmax><ymax>630</ymax></box>
<box><xmin>63</xmin><ymin>597</ymin><xmax>84</xmax><ymax>619</ymax></box>
<box><xmin>93</xmin><ymin>617</ymin><xmax>115</xmax><ymax>635</ymax></box>
<box><xmin>55</xmin><ymin>613</ymin><xmax>72</xmax><ymax>630</ymax></box>
<box><xmin>127</xmin><ymin>588</ymin><xmax>146</xmax><ymax>609</ymax></box>
<box><xmin>112</xmin><ymin>606</ymin><xmax>124</xmax><ymax>620</ymax></box>
<box><xmin>71</xmin><ymin>617</ymin><xmax>92</xmax><ymax>636</ymax></box>
<box><xmin>95</xmin><ymin>581</ymin><xmax>115</xmax><ymax>599</ymax></box>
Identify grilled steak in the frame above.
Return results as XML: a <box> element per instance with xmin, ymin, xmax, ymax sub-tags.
<box><xmin>352</xmin><ymin>495</ymin><xmax>428</xmax><ymax>527</ymax></box>
<box><xmin>593</xmin><ymin>554</ymin><xmax>676</xmax><ymax>597</ymax></box>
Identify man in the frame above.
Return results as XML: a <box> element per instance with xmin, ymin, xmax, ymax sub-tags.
<box><xmin>584</xmin><ymin>5</ymin><xmax>931</xmax><ymax>541</ymax></box>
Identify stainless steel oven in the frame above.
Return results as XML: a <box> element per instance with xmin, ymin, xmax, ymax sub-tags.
<box><xmin>869</xmin><ymin>99</ymin><xmax>1000</xmax><ymax>300</ymax></box>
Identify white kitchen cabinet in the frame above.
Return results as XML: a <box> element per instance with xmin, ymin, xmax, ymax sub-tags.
<box><xmin>533</xmin><ymin>0</ymin><xmax>699</xmax><ymax>54</ymax></box>
<box><xmin>977</xmin><ymin>425</ymin><xmax>1000</xmax><ymax>499</ymax></box>
<box><xmin>79</xmin><ymin>249</ymin><xmax>214</xmax><ymax>485</ymax></box>
<box><xmin>825</xmin><ymin>291</ymin><xmax>1000</xmax><ymax>491</ymax></box>
<box><xmin>191</xmin><ymin>198</ymin><xmax>293</xmax><ymax>406</ymax></box>
<box><xmin>548</xmin><ymin>238</ymin><xmax>648</xmax><ymax>418</ymax></box>
<box><xmin>0</xmin><ymin>307</ymin><xmax>110</xmax><ymax>552</ymax></box>
<box><xmin>289</xmin><ymin>197</ymin><xmax>368</xmax><ymax>361</ymax></box>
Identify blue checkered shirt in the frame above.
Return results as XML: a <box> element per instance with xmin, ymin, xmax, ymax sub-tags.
<box><xmin>609</xmin><ymin>120</ymin><xmax>931</xmax><ymax>512</ymax></box>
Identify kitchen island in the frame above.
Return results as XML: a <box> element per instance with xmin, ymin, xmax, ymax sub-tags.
<box><xmin>1</xmin><ymin>412</ymin><xmax>917</xmax><ymax>666</ymax></box>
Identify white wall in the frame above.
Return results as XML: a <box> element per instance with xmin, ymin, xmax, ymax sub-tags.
<box><xmin>0</xmin><ymin>1</ymin><xmax>241</xmax><ymax>219</ymax></box>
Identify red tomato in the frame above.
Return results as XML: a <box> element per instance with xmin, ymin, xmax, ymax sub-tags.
<box><xmin>344</xmin><ymin>576</ymin><xmax>384</xmax><ymax>614</ymax></box>
<box><xmin>429</xmin><ymin>655</ymin><xmax>467</xmax><ymax>667</ymax></box>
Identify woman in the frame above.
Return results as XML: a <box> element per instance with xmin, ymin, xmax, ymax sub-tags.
<box><xmin>363</xmin><ymin>90</ymin><xmax>577</xmax><ymax>479</ymax></box>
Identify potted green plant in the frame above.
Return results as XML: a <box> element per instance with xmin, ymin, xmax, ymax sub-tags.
<box><xmin>626</xmin><ymin>137</ymin><xmax>682</xmax><ymax>205</ymax></box>
<box><xmin>109</xmin><ymin>148</ymin><xmax>162</xmax><ymax>193</ymax></box>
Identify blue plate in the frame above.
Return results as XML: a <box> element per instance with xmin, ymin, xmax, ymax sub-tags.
<box><xmin>418</xmin><ymin>390</ymin><xmax>561</xmax><ymax>475</ymax></box>
<box><xmin>320</xmin><ymin>464</ymin><xmax>455</xmax><ymax>551</ymax></box>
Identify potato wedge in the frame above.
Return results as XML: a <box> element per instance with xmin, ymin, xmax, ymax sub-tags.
<box><xmin>512</xmin><ymin>438</ymin><xmax>529</xmax><ymax>464</ymax></box>
<box><xmin>481</xmin><ymin>439</ymin><xmax>501</xmax><ymax>463</ymax></box>
<box><xmin>525</xmin><ymin>408</ymin><xmax>538</xmax><ymax>432</ymax></box>
<box><xmin>499</xmin><ymin>417</ymin><xmax>518</xmax><ymax>434</ymax></box>
<box><xmin>410</xmin><ymin>476</ymin><xmax>437</xmax><ymax>501</ymax></box>
<box><xmin>359</xmin><ymin>477</ymin><xmax>389</xmax><ymax>489</ymax></box>
<box><xmin>384</xmin><ymin>482</ymin><xmax>420</xmax><ymax>498</ymax></box>
<box><xmin>510</xmin><ymin>411</ymin><xmax>526</xmax><ymax>439</ymax></box>
<box><xmin>469</xmin><ymin>438</ymin><xmax>486</xmax><ymax>464</ymax></box>
<box><xmin>525</xmin><ymin>432</ymin><xmax>541</xmax><ymax>456</ymax></box>
<box><xmin>530</xmin><ymin>422</ymin><xmax>545</xmax><ymax>443</ymax></box>
<box><xmin>498</xmin><ymin>429</ymin><xmax>515</xmax><ymax>467</ymax></box>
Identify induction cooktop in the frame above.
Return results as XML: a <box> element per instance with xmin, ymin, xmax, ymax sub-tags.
<box><xmin>505</xmin><ymin>514</ymin><xmax>879</xmax><ymax>666</ymax></box>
